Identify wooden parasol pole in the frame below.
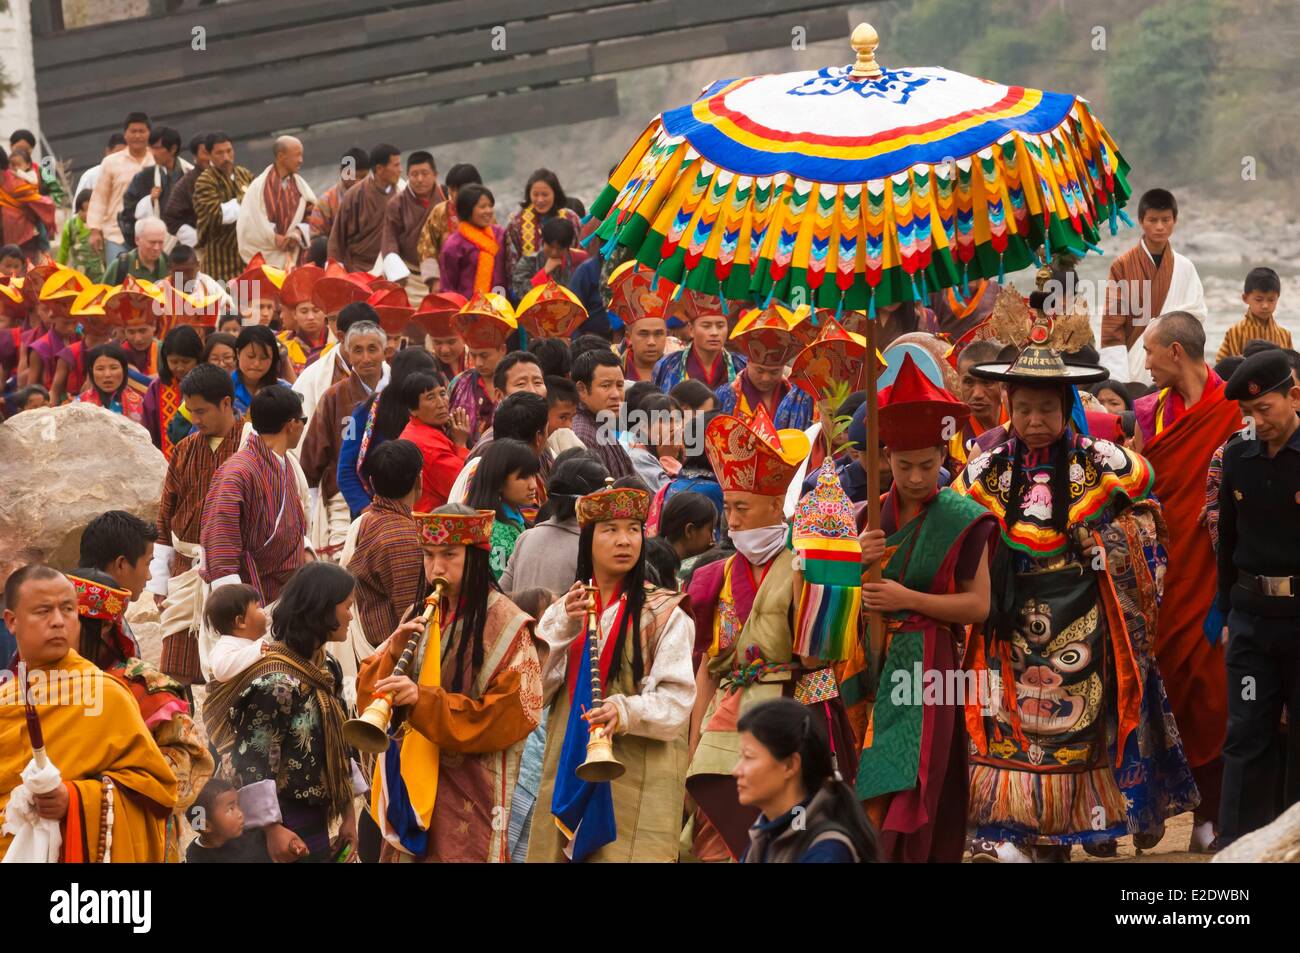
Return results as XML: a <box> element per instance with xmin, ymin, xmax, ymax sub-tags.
<box><xmin>864</xmin><ymin>316</ymin><xmax>884</xmax><ymax>678</ymax></box>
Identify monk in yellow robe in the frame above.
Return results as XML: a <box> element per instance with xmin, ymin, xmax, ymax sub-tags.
<box><xmin>0</xmin><ymin>565</ymin><xmax>177</xmax><ymax>863</ymax></box>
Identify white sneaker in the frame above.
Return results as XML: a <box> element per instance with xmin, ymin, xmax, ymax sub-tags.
<box><xmin>1188</xmin><ymin>820</ymin><xmax>1217</xmax><ymax>853</ymax></box>
<box><xmin>970</xmin><ymin>838</ymin><xmax>1033</xmax><ymax>863</ymax></box>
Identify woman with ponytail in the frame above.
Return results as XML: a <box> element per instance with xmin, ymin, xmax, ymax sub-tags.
<box><xmin>527</xmin><ymin>479</ymin><xmax>696</xmax><ymax>863</ymax></box>
<box><xmin>735</xmin><ymin>698</ymin><xmax>878</xmax><ymax>863</ymax></box>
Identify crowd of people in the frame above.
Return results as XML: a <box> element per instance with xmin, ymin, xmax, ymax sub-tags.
<box><xmin>1</xmin><ymin>111</ymin><xmax>1298</xmax><ymax>865</ymax></box>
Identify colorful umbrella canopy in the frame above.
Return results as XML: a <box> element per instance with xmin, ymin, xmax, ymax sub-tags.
<box><xmin>586</xmin><ymin>23</ymin><xmax>1130</xmax><ymax>315</ymax></box>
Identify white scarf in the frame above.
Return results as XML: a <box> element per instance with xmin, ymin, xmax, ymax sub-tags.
<box><xmin>731</xmin><ymin>524</ymin><xmax>788</xmax><ymax>566</ymax></box>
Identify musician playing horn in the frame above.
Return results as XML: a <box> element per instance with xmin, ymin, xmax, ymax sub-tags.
<box><xmin>527</xmin><ymin>479</ymin><xmax>696</xmax><ymax>863</ymax></box>
<box><xmin>356</xmin><ymin>504</ymin><xmax>542</xmax><ymax>863</ymax></box>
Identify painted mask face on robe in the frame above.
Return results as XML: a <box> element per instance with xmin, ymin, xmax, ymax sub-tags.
<box><xmin>987</xmin><ymin>570</ymin><xmax>1106</xmax><ymax>769</ymax></box>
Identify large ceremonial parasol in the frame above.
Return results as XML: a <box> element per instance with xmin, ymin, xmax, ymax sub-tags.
<box><xmin>586</xmin><ymin>22</ymin><xmax>1132</xmax><ymax>673</ymax></box>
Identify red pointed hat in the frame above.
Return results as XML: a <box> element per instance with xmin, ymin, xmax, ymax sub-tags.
<box><xmin>607</xmin><ymin>262</ymin><xmax>669</xmax><ymax>328</ymax></box>
<box><xmin>312</xmin><ymin>261</ymin><xmax>372</xmax><ymax>314</ymax></box>
<box><xmin>413</xmin><ymin>291</ymin><xmax>467</xmax><ymax>338</ymax></box>
<box><xmin>279</xmin><ymin>264</ymin><xmax>324</xmax><ymax>308</ymax></box>
<box><xmin>877</xmin><ymin>353</ymin><xmax>970</xmax><ymax>451</ymax></box>
<box><xmin>516</xmin><ymin>278</ymin><xmax>587</xmax><ymax>339</ymax></box>
<box><xmin>704</xmin><ymin>403</ymin><xmax>811</xmax><ymax>497</ymax></box>
<box><xmin>365</xmin><ymin>287</ymin><xmax>414</xmax><ymax>334</ymax></box>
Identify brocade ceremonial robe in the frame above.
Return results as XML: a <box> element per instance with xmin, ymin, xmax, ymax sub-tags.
<box><xmin>357</xmin><ymin>591</ymin><xmax>542</xmax><ymax>862</ymax></box>
<box><xmin>528</xmin><ymin>586</ymin><xmax>695</xmax><ymax>863</ymax></box>
<box><xmin>952</xmin><ymin>432</ymin><xmax>1200</xmax><ymax>845</ymax></box>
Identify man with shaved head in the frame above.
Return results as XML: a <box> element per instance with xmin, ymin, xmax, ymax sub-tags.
<box><xmin>1134</xmin><ymin>308</ymin><xmax>1244</xmax><ymax>852</ymax></box>
<box><xmin>0</xmin><ymin>564</ymin><xmax>177</xmax><ymax>861</ymax></box>
<box><xmin>104</xmin><ymin>215</ymin><xmax>171</xmax><ymax>284</ymax></box>
<box><xmin>237</xmin><ymin>134</ymin><xmax>317</xmax><ymax>271</ymax></box>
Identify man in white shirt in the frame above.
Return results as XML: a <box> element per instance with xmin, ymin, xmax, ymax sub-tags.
<box><xmin>87</xmin><ymin>112</ymin><xmax>155</xmax><ymax>265</ymax></box>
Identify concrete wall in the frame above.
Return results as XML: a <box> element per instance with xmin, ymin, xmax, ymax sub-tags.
<box><xmin>0</xmin><ymin>0</ymin><xmax>41</xmax><ymax>143</ymax></box>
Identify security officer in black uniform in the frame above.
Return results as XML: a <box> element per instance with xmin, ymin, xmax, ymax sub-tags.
<box><xmin>1216</xmin><ymin>349</ymin><xmax>1300</xmax><ymax>847</ymax></box>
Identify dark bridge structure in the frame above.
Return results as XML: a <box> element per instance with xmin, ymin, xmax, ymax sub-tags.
<box><xmin>31</xmin><ymin>0</ymin><xmax>856</xmax><ymax>176</ymax></box>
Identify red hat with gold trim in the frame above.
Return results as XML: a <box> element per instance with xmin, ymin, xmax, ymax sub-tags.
<box><xmin>312</xmin><ymin>261</ymin><xmax>372</xmax><ymax>314</ymax></box>
<box><xmin>818</xmin><ymin>307</ymin><xmax>869</xmax><ymax>336</ymax></box>
<box><xmin>453</xmin><ymin>292</ymin><xmax>517</xmax><ymax>350</ymax></box>
<box><xmin>67</xmin><ymin>571</ymin><xmax>138</xmax><ymax>660</ymax></box>
<box><xmin>576</xmin><ymin>477</ymin><xmax>650</xmax><ymax>527</ymax></box>
<box><xmin>160</xmin><ymin>283</ymin><xmax>223</xmax><ymax>328</ymax></box>
<box><xmin>730</xmin><ymin>302</ymin><xmax>805</xmax><ymax>367</ymax></box>
<box><xmin>0</xmin><ymin>280</ymin><xmax>23</xmax><ymax>321</ymax></box>
<box><xmin>877</xmin><ymin>353</ymin><xmax>971</xmax><ymax>451</ymax></box>
<box><xmin>279</xmin><ymin>264</ymin><xmax>325</xmax><ymax>308</ymax></box>
<box><xmin>365</xmin><ymin>286</ymin><xmax>414</xmax><ymax>334</ymax></box>
<box><xmin>665</xmin><ymin>287</ymin><xmax>725</xmax><ymax>327</ymax></box>
<box><xmin>414</xmin><ymin>508</ymin><xmax>495</xmax><ymax>550</ymax></box>
<box><xmin>608</xmin><ymin>261</ymin><xmax>669</xmax><ymax>328</ymax></box>
<box><xmin>37</xmin><ymin>264</ymin><xmax>89</xmax><ymax>310</ymax></box>
<box><xmin>27</xmin><ymin>261</ymin><xmax>78</xmax><ymax>307</ymax></box>
<box><xmin>790</xmin><ymin>316</ymin><xmax>885</xmax><ymax>401</ymax></box>
<box><xmin>705</xmin><ymin>403</ymin><xmax>811</xmax><ymax>497</ymax></box>
<box><xmin>102</xmin><ymin>275</ymin><xmax>165</xmax><ymax>327</ymax></box>
<box><xmin>231</xmin><ymin>253</ymin><xmax>286</xmax><ymax>307</ymax></box>
<box><xmin>517</xmin><ymin>278</ymin><xmax>587</xmax><ymax>340</ymax></box>
<box><xmin>70</xmin><ymin>283</ymin><xmax>116</xmax><ymax>327</ymax></box>
<box><xmin>412</xmin><ymin>291</ymin><xmax>467</xmax><ymax>338</ymax></box>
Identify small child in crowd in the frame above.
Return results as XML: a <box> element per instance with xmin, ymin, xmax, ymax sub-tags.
<box><xmin>204</xmin><ymin>583</ymin><xmax>269</xmax><ymax>683</ymax></box>
<box><xmin>185</xmin><ymin>778</ymin><xmax>270</xmax><ymax>863</ymax></box>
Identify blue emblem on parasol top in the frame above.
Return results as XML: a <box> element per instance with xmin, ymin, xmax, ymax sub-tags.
<box><xmin>788</xmin><ymin>66</ymin><xmax>946</xmax><ymax>105</ymax></box>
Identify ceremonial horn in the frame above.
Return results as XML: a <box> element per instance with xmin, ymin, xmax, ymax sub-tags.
<box><xmin>576</xmin><ymin>582</ymin><xmax>626</xmax><ymax>782</ymax></box>
<box><xmin>344</xmin><ymin>577</ymin><xmax>447</xmax><ymax>754</ymax></box>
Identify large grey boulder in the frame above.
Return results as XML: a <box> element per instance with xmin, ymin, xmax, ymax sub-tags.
<box><xmin>1213</xmin><ymin>802</ymin><xmax>1300</xmax><ymax>863</ymax></box>
<box><xmin>0</xmin><ymin>403</ymin><xmax>165</xmax><ymax>583</ymax></box>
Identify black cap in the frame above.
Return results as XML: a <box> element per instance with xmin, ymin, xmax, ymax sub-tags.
<box><xmin>1224</xmin><ymin>349</ymin><xmax>1293</xmax><ymax>401</ymax></box>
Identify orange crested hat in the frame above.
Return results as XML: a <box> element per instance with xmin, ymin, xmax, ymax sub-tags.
<box><xmin>665</xmin><ymin>287</ymin><xmax>724</xmax><ymax>326</ymax></box>
<box><xmin>231</xmin><ymin>253</ymin><xmax>286</xmax><ymax>308</ymax></box>
<box><xmin>102</xmin><ymin>275</ymin><xmax>165</xmax><ymax>326</ymax></box>
<box><xmin>38</xmin><ymin>264</ymin><xmax>89</xmax><ymax>305</ymax></box>
<box><xmin>414</xmin><ymin>509</ymin><xmax>495</xmax><ymax>550</ymax></box>
<box><xmin>412</xmin><ymin>292</ymin><xmax>467</xmax><ymax>338</ymax></box>
<box><xmin>160</xmin><ymin>283</ymin><xmax>224</xmax><ymax>328</ymax></box>
<box><xmin>28</xmin><ymin>262</ymin><xmax>80</xmax><ymax>306</ymax></box>
<box><xmin>575</xmin><ymin>477</ymin><xmax>650</xmax><ymax>527</ymax></box>
<box><xmin>704</xmin><ymin>403</ymin><xmax>810</xmax><ymax>497</ymax></box>
<box><xmin>365</xmin><ymin>287</ymin><xmax>414</xmax><ymax>335</ymax></box>
<box><xmin>608</xmin><ymin>262</ymin><xmax>669</xmax><ymax>328</ymax></box>
<box><xmin>790</xmin><ymin>316</ymin><xmax>884</xmax><ymax>401</ymax></box>
<box><xmin>730</xmin><ymin>303</ymin><xmax>808</xmax><ymax>367</ymax></box>
<box><xmin>279</xmin><ymin>264</ymin><xmax>324</xmax><ymax>308</ymax></box>
<box><xmin>817</xmin><ymin>307</ymin><xmax>870</xmax><ymax>336</ymax></box>
<box><xmin>516</xmin><ymin>278</ymin><xmax>587</xmax><ymax>340</ymax></box>
<box><xmin>0</xmin><ymin>280</ymin><xmax>24</xmax><ymax>320</ymax></box>
<box><xmin>877</xmin><ymin>353</ymin><xmax>971</xmax><ymax>451</ymax></box>
<box><xmin>312</xmin><ymin>261</ymin><xmax>372</xmax><ymax>314</ymax></box>
<box><xmin>453</xmin><ymin>292</ymin><xmax>516</xmax><ymax>350</ymax></box>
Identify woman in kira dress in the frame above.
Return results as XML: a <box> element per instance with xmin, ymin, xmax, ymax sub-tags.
<box><xmin>231</xmin><ymin>324</ymin><xmax>292</xmax><ymax>417</ymax></box>
<box><xmin>142</xmin><ymin>324</ymin><xmax>202</xmax><ymax>456</ymax></box>
<box><xmin>76</xmin><ymin>342</ymin><xmax>146</xmax><ymax>425</ymax></box>
<box><xmin>466</xmin><ymin>437</ymin><xmax>541</xmax><ymax>581</ymax></box>
<box><xmin>356</xmin><ymin>504</ymin><xmax>543</xmax><ymax>863</ymax></box>
<box><xmin>528</xmin><ymin>480</ymin><xmax>696</xmax><ymax>863</ymax></box>
<box><xmin>224</xmin><ymin>562</ymin><xmax>366</xmax><ymax>863</ymax></box>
